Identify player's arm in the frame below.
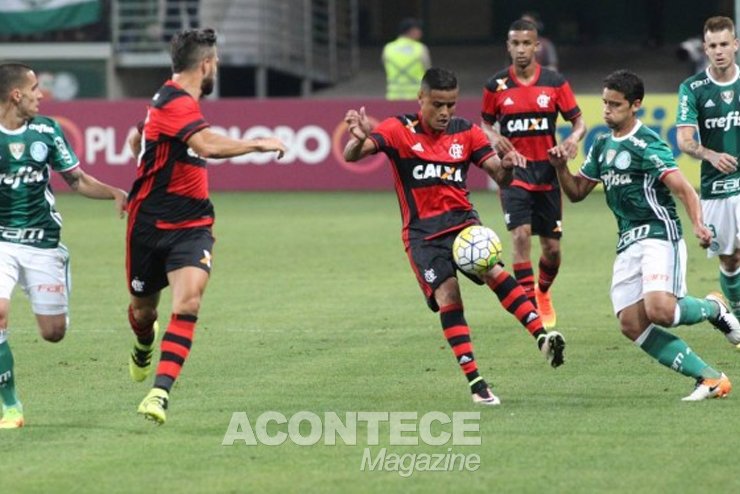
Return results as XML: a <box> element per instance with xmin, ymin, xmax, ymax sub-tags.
<box><xmin>553</xmin><ymin>114</ymin><xmax>586</xmax><ymax>159</ymax></box>
<box><xmin>480</xmin><ymin>119</ymin><xmax>516</xmax><ymax>156</ymax></box>
<box><xmin>676</xmin><ymin>125</ymin><xmax>737</xmax><ymax>174</ymax></box>
<box><xmin>187</xmin><ymin>128</ymin><xmax>286</xmax><ymax>160</ymax></box>
<box><xmin>547</xmin><ymin>148</ymin><xmax>596</xmax><ymax>202</ymax></box>
<box><xmin>128</xmin><ymin>128</ymin><xmax>142</xmax><ymax>158</ymax></box>
<box><xmin>343</xmin><ymin>106</ymin><xmax>377</xmax><ymax>161</ymax></box>
<box><xmin>662</xmin><ymin>169</ymin><xmax>712</xmax><ymax>248</ymax></box>
<box><xmin>61</xmin><ymin>167</ymin><xmax>128</xmax><ymax>217</ymax></box>
<box><xmin>480</xmin><ymin>151</ymin><xmax>526</xmax><ymax>187</ymax></box>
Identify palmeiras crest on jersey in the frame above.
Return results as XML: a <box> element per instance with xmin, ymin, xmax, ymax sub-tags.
<box><xmin>721</xmin><ymin>90</ymin><xmax>734</xmax><ymax>105</ymax></box>
<box><xmin>30</xmin><ymin>142</ymin><xmax>49</xmax><ymax>162</ymax></box>
<box><xmin>606</xmin><ymin>149</ymin><xmax>617</xmax><ymax>164</ymax></box>
<box><xmin>448</xmin><ymin>143</ymin><xmax>463</xmax><ymax>160</ymax></box>
<box><xmin>9</xmin><ymin>143</ymin><xmax>25</xmax><ymax>160</ymax></box>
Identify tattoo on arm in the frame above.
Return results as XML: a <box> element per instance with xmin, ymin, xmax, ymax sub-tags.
<box><xmin>62</xmin><ymin>168</ymin><xmax>82</xmax><ymax>190</ymax></box>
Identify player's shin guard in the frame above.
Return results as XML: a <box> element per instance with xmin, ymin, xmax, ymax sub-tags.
<box><xmin>487</xmin><ymin>271</ymin><xmax>545</xmax><ymax>339</ymax></box>
<box><xmin>128</xmin><ymin>305</ymin><xmax>157</xmax><ymax>346</ymax></box>
<box><xmin>0</xmin><ymin>330</ymin><xmax>19</xmax><ymax>408</ymax></box>
<box><xmin>153</xmin><ymin>314</ymin><xmax>196</xmax><ymax>393</ymax></box>
<box><xmin>538</xmin><ymin>256</ymin><xmax>560</xmax><ymax>293</ymax></box>
<box><xmin>635</xmin><ymin>324</ymin><xmax>721</xmax><ymax>380</ymax></box>
<box><xmin>440</xmin><ymin>304</ymin><xmax>480</xmax><ymax>383</ymax></box>
<box><xmin>513</xmin><ymin>261</ymin><xmax>536</xmax><ymax>306</ymax></box>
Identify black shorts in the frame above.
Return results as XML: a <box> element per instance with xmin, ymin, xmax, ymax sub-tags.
<box><xmin>127</xmin><ymin>224</ymin><xmax>214</xmax><ymax>296</ymax></box>
<box><xmin>500</xmin><ymin>186</ymin><xmax>562</xmax><ymax>239</ymax></box>
<box><xmin>406</xmin><ymin>231</ymin><xmax>486</xmax><ymax>312</ymax></box>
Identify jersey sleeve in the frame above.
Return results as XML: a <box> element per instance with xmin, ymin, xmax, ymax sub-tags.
<box><xmin>676</xmin><ymin>82</ymin><xmax>699</xmax><ymax>127</ymax></box>
<box><xmin>158</xmin><ymin>96</ymin><xmax>210</xmax><ymax>141</ymax></box>
<box><xmin>579</xmin><ymin>140</ymin><xmax>601</xmax><ymax>181</ymax></box>
<box><xmin>481</xmin><ymin>86</ymin><xmax>499</xmax><ymax>125</ymax></box>
<box><xmin>469</xmin><ymin>124</ymin><xmax>495</xmax><ymax>167</ymax></box>
<box><xmin>556</xmin><ymin>81</ymin><xmax>581</xmax><ymax>122</ymax></box>
<box><xmin>50</xmin><ymin>119</ymin><xmax>80</xmax><ymax>172</ymax></box>
<box><xmin>644</xmin><ymin>140</ymin><xmax>679</xmax><ymax>181</ymax></box>
<box><xmin>369</xmin><ymin>117</ymin><xmax>401</xmax><ymax>153</ymax></box>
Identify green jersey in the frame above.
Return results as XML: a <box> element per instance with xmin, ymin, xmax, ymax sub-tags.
<box><xmin>580</xmin><ymin>121</ymin><xmax>682</xmax><ymax>253</ymax></box>
<box><xmin>0</xmin><ymin>115</ymin><xmax>79</xmax><ymax>248</ymax></box>
<box><xmin>676</xmin><ymin>66</ymin><xmax>740</xmax><ymax>199</ymax></box>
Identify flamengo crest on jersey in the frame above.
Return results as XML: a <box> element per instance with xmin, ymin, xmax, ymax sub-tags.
<box><xmin>677</xmin><ymin>66</ymin><xmax>740</xmax><ymax>199</ymax></box>
<box><xmin>369</xmin><ymin>114</ymin><xmax>495</xmax><ymax>241</ymax></box>
<box><xmin>0</xmin><ymin>116</ymin><xmax>78</xmax><ymax>248</ymax></box>
<box><xmin>579</xmin><ymin>121</ymin><xmax>682</xmax><ymax>253</ymax></box>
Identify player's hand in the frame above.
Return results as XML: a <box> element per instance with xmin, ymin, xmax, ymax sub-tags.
<box><xmin>694</xmin><ymin>224</ymin><xmax>712</xmax><ymax>249</ymax></box>
<box><xmin>547</xmin><ymin>147</ymin><xmax>568</xmax><ymax>169</ymax></box>
<box><xmin>559</xmin><ymin>138</ymin><xmax>579</xmax><ymax>159</ymax></box>
<box><xmin>113</xmin><ymin>189</ymin><xmax>128</xmax><ymax>218</ymax></box>
<box><xmin>493</xmin><ymin>136</ymin><xmax>515</xmax><ymax>156</ymax></box>
<box><xmin>258</xmin><ymin>137</ymin><xmax>287</xmax><ymax>159</ymax></box>
<box><xmin>345</xmin><ymin>106</ymin><xmax>371</xmax><ymax>141</ymax></box>
<box><xmin>501</xmin><ymin>150</ymin><xmax>527</xmax><ymax>169</ymax></box>
<box><xmin>707</xmin><ymin>150</ymin><xmax>738</xmax><ymax>174</ymax></box>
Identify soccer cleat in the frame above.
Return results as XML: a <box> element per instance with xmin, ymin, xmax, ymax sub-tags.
<box><xmin>129</xmin><ymin>321</ymin><xmax>160</xmax><ymax>382</ymax></box>
<box><xmin>705</xmin><ymin>293</ymin><xmax>740</xmax><ymax>345</ymax></box>
<box><xmin>538</xmin><ymin>331</ymin><xmax>566</xmax><ymax>368</ymax></box>
<box><xmin>471</xmin><ymin>387</ymin><xmax>501</xmax><ymax>406</ymax></box>
<box><xmin>137</xmin><ymin>388</ymin><xmax>169</xmax><ymax>424</ymax></box>
<box><xmin>682</xmin><ymin>373</ymin><xmax>732</xmax><ymax>401</ymax></box>
<box><xmin>535</xmin><ymin>286</ymin><xmax>557</xmax><ymax>328</ymax></box>
<box><xmin>0</xmin><ymin>403</ymin><xmax>24</xmax><ymax>429</ymax></box>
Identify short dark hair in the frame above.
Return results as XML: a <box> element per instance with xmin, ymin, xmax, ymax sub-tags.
<box><xmin>0</xmin><ymin>62</ymin><xmax>33</xmax><ymax>100</ymax></box>
<box><xmin>509</xmin><ymin>19</ymin><xmax>538</xmax><ymax>34</ymax></box>
<box><xmin>603</xmin><ymin>69</ymin><xmax>645</xmax><ymax>105</ymax></box>
<box><xmin>170</xmin><ymin>28</ymin><xmax>217</xmax><ymax>73</ymax></box>
<box><xmin>421</xmin><ymin>67</ymin><xmax>458</xmax><ymax>92</ymax></box>
<box><xmin>704</xmin><ymin>16</ymin><xmax>736</xmax><ymax>37</ymax></box>
<box><xmin>398</xmin><ymin>17</ymin><xmax>422</xmax><ymax>35</ymax></box>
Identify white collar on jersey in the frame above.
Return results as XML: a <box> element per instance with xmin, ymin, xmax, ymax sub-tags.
<box><xmin>610</xmin><ymin>120</ymin><xmax>643</xmax><ymax>142</ymax></box>
<box><xmin>705</xmin><ymin>64</ymin><xmax>740</xmax><ymax>86</ymax></box>
<box><xmin>0</xmin><ymin>121</ymin><xmax>28</xmax><ymax>135</ymax></box>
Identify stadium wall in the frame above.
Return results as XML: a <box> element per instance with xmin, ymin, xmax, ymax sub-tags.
<box><xmin>44</xmin><ymin>95</ymin><xmax>696</xmax><ymax>192</ymax></box>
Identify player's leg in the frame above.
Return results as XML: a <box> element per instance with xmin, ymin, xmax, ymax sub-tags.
<box><xmin>704</xmin><ymin>196</ymin><xmax>740</xmax><ymax>316</ymax></box>
<box><xmin>482</xmin><ymin>264</ymin><xmax>564</xmax><ymax>367</ymax></box>
<box><xmin>501</xmin><ymin>187</ymin><xmax>537</xmax><ymax>306</ymax></box>
<box><xmin>138</xmin><ymin>228</ymin><xmax>213</xmax><ymax>424</ymax></box>
<box><xmin>533</xmin><ymin>189</ymin><xmax>563</xmax><ymax>328</ymax></box>
<box><xmin>612</xmin><ymin>242</ymin><xmax>730</xmax><ymax>400</ymax></box>
<box><xmin>126</xmin><ymin>228</ymin><xmax>166</xmax><ymax>382</ymax></box>
<box><xmin>0</xmin><ymin>245</ymin><xmax>22</xmax><ymax>428</ymax></box>
<box><xmin>640</xmin><ymin>239</ymin><xmax>740</xmax><ymax>343</ymax></box>
<box><xmin>407</xmin><ymin>237</ymin><xmax>499</xmax><ymax>405</ymax></box>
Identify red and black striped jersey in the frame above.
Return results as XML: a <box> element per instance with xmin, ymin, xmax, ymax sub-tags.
<box><xmin>481</xmin><ymin>64</ymin><xmax>581</xmax><ymax>191</ymax></box>
<box><xmin>369</xmin><ymin>113</ymin><xmax>495</xmax><ymax>242</ymax></box>
<box><xmin>128</xmin><ymin>80</ymin><xmax>213</xmax><ymax>230</ymax></box>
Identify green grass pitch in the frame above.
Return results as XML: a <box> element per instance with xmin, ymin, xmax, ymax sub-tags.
<box><xmin>2</xmin><ymin>190</ymin><xmax>739</xmax><ymax>493</ymax></box>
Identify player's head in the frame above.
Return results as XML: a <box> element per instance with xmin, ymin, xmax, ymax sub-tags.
<box><xmin>703</xmin><ymin>16</ymin><xmax>738</xmax><ymax>72</ymax></box>
<box><xmin>398</xmin><ymin>18</ymin><xmax>423</xmax><ymax>40</ymax></box>
<box><xmin>601</xmin><ymin>70</ymin><xmax>644</xmax><ymax>131</ymax></box>
<box><xmin>0</xmin><ymin>62</ymin><xmax>43</xmax><ymax>119</ymax></box>
<box><xmin>507</xmin><ymin>19</ymin><xmax>539</xmax><ymax>70</ymax></box>
<box><xmin>170</xmin><ymin>28</ymin><xmax>219</xmax><ymax>96</ymax></box>
<box><xmin>418</xmin><ymin>68</ymin><xmax>459</xmax><ymax>132</ymax></box>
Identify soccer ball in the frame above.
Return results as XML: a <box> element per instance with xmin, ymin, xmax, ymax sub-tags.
<box><xmin>452</xmin><ymin>225</ymin><xmax>503</xmax><ymax>276</ymax></box>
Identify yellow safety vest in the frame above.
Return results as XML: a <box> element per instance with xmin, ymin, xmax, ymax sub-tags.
<box><xmin>382</xmin><ymin>37</ymin><xmax>426</xmax><ymax>100</ymax></box>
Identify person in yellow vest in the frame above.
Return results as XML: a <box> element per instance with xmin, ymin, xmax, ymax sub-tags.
<box><xmin>382</xmin><ymin>18</ymin><xmax>431</xmax><ymax>100</ymax></box>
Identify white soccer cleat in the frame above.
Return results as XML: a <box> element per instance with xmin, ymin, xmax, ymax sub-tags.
<box><xmin>682</xmin><ymin>373</ymin><xmax>732</xmax><ymax>401</ymax></box>
<box><xmin>705</xmin><ymin>293</ymin><xmax>740</xmax><ymax>345</ymax></box>
<box><xmin>472</xmin><ymin>387</ymin><xmax>501</xmax><ymax>406</ymax></box>
<box><xmin>538</xmin><ymin>331</ymin><xmax>566</xmax><ymax>368</ymax></box>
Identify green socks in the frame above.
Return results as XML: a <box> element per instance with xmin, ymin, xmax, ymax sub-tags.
<box><xmin>0</xmin><ymin>335</ymin><xmax>20</xmax><ymax>408</ymax></box>
<box><xmin>720</xmin><ymin>267</ymin><xmax>740</xmax><ymax>315</ymax></box>
<box><xmin>675</xmin><ymin>296</ymin><xmax>718</xmax><ymax>326</ymax></box>
<box><xmin>636</xmin><ymin>324</ymin><xmax>721</xmax><ymax>380</ymax></box>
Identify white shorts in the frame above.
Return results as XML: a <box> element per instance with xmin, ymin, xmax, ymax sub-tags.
<box><xmin>0</xmin><ymin>242</ymin><xmax>70</xmax><ymax>315</ymax></box>
<box><xmin>703</xmin><ymin>196</ymin><xmax>740</xmax><ymax>257</ymax></box>
<box><xmin>610</xmin><ymin>238</ymin><xmax>687</xmax><ymax>315</ymax></box>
